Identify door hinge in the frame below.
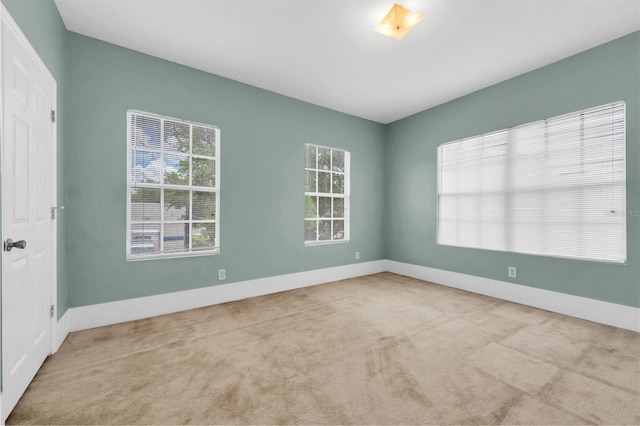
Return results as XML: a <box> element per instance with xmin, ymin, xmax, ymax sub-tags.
<box><xmin>51</xmin><ymin>205</ymin><xmax>65</xmax><ymax>220</ymax></box>
<box><xmin>50</xmin><ymin>305</ymin><xmax>55</xmax><ymax>318</ymax></box>
<box><xmin>51</xmin><ymin>110</ymin><xmax>56</xmax><ymax>123</ymax></box>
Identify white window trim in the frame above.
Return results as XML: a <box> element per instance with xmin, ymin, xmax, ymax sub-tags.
<box><xmin>304</xmin><ymin>143</ymin><xmax>351</xmax><ymax>245</ymax></box>
<box><xmin>126</xmin><ymin>110</ymin><xmax>220</xmax><ymax>261</ymax></box>
<box><xmin>436</xmin><ymin>101</ymin><xmax>626</xmax><ymax>264</ymax></box>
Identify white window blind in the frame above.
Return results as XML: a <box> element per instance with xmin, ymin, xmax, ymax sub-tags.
<box><xmin>437</xmin><ymin>101</ymin><xmax>626</xmax><ymax>263</ymax></box>
<box><xmin>127</xmin><ymin>110</ymin><xmax>220</xmax><ymax>259</ymax></box>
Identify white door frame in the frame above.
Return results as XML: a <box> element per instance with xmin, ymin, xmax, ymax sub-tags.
<box><xmin>0</xmin><ymin>5</ymin><xmax>58</xmax><ymax>421</ymax></box>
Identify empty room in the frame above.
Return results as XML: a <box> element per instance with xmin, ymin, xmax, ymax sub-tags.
<box><xmin>1</xmin><ymin>0</ymin><xmax>639</xmax><ymax>424</ymax></box>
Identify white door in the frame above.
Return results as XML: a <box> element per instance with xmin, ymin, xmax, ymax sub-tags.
<box><xmin>1</xmin><ymin>15</ymin><xmax>55</xmax><ymax>420</ymax></box>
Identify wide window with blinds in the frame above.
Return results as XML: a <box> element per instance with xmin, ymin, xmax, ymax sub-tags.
<box><xmin>304</xmin><ymin>144</ymin><xmax>350</xmax><ymax>244</ymax></box>
<box><xmin>127</xmin><ymin>110</ymin><xmax>220</xmax><ymax>259</ymax></box>
<box><xmin>437</xmin><ymin>101</ymin><xmax>626</xmax><ymax>263</ymax></box>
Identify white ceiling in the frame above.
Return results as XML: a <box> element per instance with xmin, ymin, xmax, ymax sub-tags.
<box><xmin>54</xmin><ymin>0</ymin><xmax>640</xmax><ymax>124</ymax></box>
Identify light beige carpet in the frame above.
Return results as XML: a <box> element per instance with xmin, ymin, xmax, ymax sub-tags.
<box><xmin>7</xmin><ymin>272</ymin><xmax>640</xmax><ymax>425</ymax></box>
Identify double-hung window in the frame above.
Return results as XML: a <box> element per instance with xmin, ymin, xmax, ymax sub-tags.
<box><xmin>437</xmin><ymin>101</ymin><xmax>626</xmax><ymax>263</ymax></box>
<box><xmin>304</xmin><ymin>144</ymin><xmax>350</xmax><ymax>244</ymax></box>
<box><xmin>127</xmin><ymin>110</ymin><xmax>220</xmax><ymax>259</ymax></box>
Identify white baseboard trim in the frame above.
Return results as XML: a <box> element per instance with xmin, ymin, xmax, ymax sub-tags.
<box><xmin>62</xmin><ymin>258</ymin><xmax>638</xmax><ymax>336</ymax></box>
<box><xmin>53</xmin><ymin>309</ymin><xmax>71</xmax><ymax>353</ymax></box>
<box><xmin>385</xmin><ymin>260</ymin><xmax>640</xmax><ymax>332</ymax></box>
<box><xmin>69</xmin><ymin>260</ymin><xmax>386</xmax><ymax>332</ymax></box>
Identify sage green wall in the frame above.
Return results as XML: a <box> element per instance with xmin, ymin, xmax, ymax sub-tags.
<box><xmin>385</xmin><ymin>32</ymin><xmax>640</xmax><ymax>308</ymax></box>
<box><xmin>1</xmin><ymin>1</ymin><xmax>637</xmax><ymax>316</ymax></box>
<box><xmin>65</xmin><ymin>32</ymin><xmax>385</xmax><ymax>307</ymax></box>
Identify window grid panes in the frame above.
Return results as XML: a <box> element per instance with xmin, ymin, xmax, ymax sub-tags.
<box><xmin>128</xmin><ymin>110</ymin><xmax>220</xmax><ymax>259</ymax></box>
<box><xmin>305</xmin><ymin>144</ymin><xmax>350</xmax><ymax>244</ymax></box>
<box><xmin>437</xmin><ymin>101</ymin><xmax>626</xmax><ymax>263</ymax></box>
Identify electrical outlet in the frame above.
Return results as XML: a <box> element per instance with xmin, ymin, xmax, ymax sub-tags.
<box><xmin>218</xmin><ymin>269</ymin><xmax>226</xmax><ymax>280</ymax></box>
<box><xmin>355</xmin><ymin>251</ymin><xmax>360</xmax><ymax>260</ymax></box>
<box><xmin>508</xmin><ymin>266</ymin><xmax>517</xmax><ymax>278</ymax></box>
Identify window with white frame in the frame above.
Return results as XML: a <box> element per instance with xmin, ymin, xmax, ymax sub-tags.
<box><xmin>304</xmin><ymin>144</ymin><xmax>350</xmax><ymax>244</ymax></box>
<box><xmin>437</xmin><ymin>101</ymin><xmax>626</xmax><ymax>263</ymax></box>
<box><xmin>127</xmin><ymin>110</ymin><xmax>220</xmax><ymax>259</ymax></box>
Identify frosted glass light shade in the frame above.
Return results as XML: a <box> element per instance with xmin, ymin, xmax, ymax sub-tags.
<box><xmin>375</xmin><ymin>3</ymin><xmax>425</xmax><ymax>40</ymax></box>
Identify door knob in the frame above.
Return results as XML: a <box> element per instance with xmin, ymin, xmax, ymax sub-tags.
<box><xmin>4</xmin><ymin>238</ymin><xmax>26</xmax><ymax>252</ymax></box>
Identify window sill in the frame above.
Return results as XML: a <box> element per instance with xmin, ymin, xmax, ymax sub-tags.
<box><xmin>304</xmin><ymin>240</ymin><xmax>350</xmax><ymax>247</ymax></box>
<box><xmin>126</xmin><ymin>249</ymin><xmax>220</xmax><ymax>262</ymax></box>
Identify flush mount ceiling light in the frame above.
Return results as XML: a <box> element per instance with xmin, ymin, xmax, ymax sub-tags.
<box><xmin>375</xmin><ymin>3</ymin><xmax>425</xmax><ymax>40</ymax></box>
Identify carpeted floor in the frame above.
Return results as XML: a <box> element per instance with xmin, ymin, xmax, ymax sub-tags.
<box><xmin>7</xmin><ymin>272</ymin><xmax>640</xmax><ymax>425</ymax></box>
